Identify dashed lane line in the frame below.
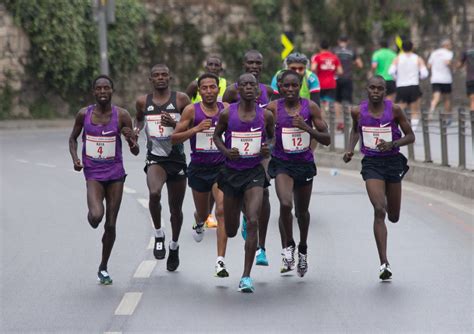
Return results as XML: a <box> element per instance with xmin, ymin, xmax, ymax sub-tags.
<box><xmin>35</xmin><ymin>162</ymin><xmax>56</xmax><ymax>168</ymax></box>
<box><xmin>133</xmin><ymin>260</ymin><xmax>157</xmax><ymax>278</ymax></box>
<box><xmin>124</xmin><ymin>186</ymin><xmax>137</xmax><ymax>194</ymax></box>
<box><xmin>114</xmin><ymin>292</ymin><xmax>142</xmax><ymax>316</ymax></box>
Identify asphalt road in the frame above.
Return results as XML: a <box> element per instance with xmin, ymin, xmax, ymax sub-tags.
<box><xmin>1</xmin><ymin>128</ymin><xmax>472</xmax><ymax>333</ymax></box>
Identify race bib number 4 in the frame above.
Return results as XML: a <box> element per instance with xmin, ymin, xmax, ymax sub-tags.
<box><xmin>362</xmin><ymin>126</ymin><xmax>392</xmax><ymax>149</ymax></box>
<box><xmin>231</xmin><ymin>131</ymin><xmax>262</xmax><ymax>157</ymax></box>
<box><xmin>85</xmin><ymin>135</ymin><xmax>116</xmax><ymax>160</ymax></box>
<box><xmin>146</xmin><ymin>114</ymin><xmax>176</xmax><ymax>139</ymax></box>
<box><xmin>195</xmin><ymin>128</ymin><xmax>219</xmax><ymax>152</ymax></box>
<box><xmin>282</xmin><ymin>127</ymin><xmax>310</xmax><ymax>153</ymax></box>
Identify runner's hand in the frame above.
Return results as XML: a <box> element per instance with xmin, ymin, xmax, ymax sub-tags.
<box><xmin>73</xmin><ymin>159</ymin><xmax>83</xmax><ymax>171</ymax></box>
<box><xmin>260</xmin><ymin>143</ymin><xmax>270</xmax><ymax>158</ymax></box>
<box><xmin>122</xmin><ymin>127</ymin><xmax>138</xmax><ymax>148</ymax></box>
<box><xmin>196</xmin><ymin>119</ymin><xmax>212</xmax><ymax>132</ymax></box>
<box><xmin>160</xmin><ymin>112</ymin><xmax>176</xmax><ymax>127</ymax></box>
<box><xmin>343</xmin><ymin>151</ymin><xmax>353</xmax><ymax>163</ymax></box>
<box><xmin>226</xmin><ymin>147</ymin><xmax>240</xmax><ymax>160</ymax></box>
<box><xmin>292</xmin><ymin>115</ymin><xmax>309</xmax><ymax>131</ymax></box>
<box><xmin>376</xmin><ymin>139</ymin><xmax>393</xmax><ymax>152</ymax></box>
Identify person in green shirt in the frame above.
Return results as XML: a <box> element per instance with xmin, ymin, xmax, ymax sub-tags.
<box><xmin>186</xmin><ymin>55</ymin><xmax>227</xmax><ymax>103</ymax></box>
<box><xmin>370</xmin><ymin>41</ymin><xmax>397</xmax><ymax>100</ymax></box>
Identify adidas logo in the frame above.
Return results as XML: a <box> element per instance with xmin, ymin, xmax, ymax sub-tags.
<box><xmin>147</xmin><ymin>105</ymin><xmax>154</xmax><ymax>111</ymax></box>
<box><xmin>166</xmin><ymin>104</ymin><xmax>176</xmax><ymax>110</ymax></box>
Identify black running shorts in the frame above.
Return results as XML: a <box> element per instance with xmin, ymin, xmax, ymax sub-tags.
<box><xmin>145</xmin><ymin>154</ymin><xmax>187</xmax><ymax>182</ymax></box>
<box><xmin>268</xmin><ymin>156</ymin><xmax>316</xmax><ymax>187</ymax></box>
<box><xmin>217</xmin><ymin>164</ymin><xmax>269</xmax><ymax>197</ymax></box>
<box><xmin>336</xmin><ymin>78</ymin><xmax>353</xmax><ymax>103</ymax></box>
<box><xmin>187</xmin><ymin>162</ymin><xmax>224</xmax><ymax>193</ymax></box>
<box><xmin>395</xmin><ymin>85</ymin><xmax>422</xmax><ymax>104</ymax></box>
<box><xmin>361</xmin><ymin>153</ymin><xmax>409</xmax><ymax>183</ymax></box>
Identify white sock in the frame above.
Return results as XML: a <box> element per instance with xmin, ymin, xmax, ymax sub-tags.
<box><xmin>154</xmin><ymin>228</ymin><xmax>164</xmax><ymax>238</ymax></box>
<box><xmin>216</xmin><ymin>256</ymin><xmax>225</xmax><ymax>263</ymax></box>
<box><xmin>170</xmin><ymin>241</ymin><xmax>179</xmax><ymax>250</ymax></box>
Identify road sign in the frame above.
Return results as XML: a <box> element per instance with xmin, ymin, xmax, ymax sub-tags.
<box><xmin>281</xmin><ymin>33</ymin><xmax>294</xmax><ymax>60</ymax></box>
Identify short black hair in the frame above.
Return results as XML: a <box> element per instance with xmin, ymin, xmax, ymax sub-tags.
<box><xmin>92</xmin><ymin>75</ymin><xmax>114</xmax><ymax>89</ymax></box>
<box><xmin>368</xmin><ymin>75</ymin><xmax>386</xmax><ymax>86</ymax></box>
<box><xmin>402</xmin><ymin>41</ymin><xmax>413</xmax><ymax>52</ymax></box>
<box><xmin>379</xmin><ymin>40</ymin><xmax>388</xmax><ymax>48</ymax></box>
<box><xmin>338</xmin><ymin>35</ymin><xmax>348</xmax><ymax>42</ymax></box>
<box><xmin>197</xmin><ymin>73</ymin><xmax>219</xmax><ymax>87</ymax></box>
<box><xmin>320</xmin><ymin>40</ymin><xmax>329</xmax><ymax>49</ymax></box>
<box><xmin>279</xmin><ymin>69</ymin><xmax>301</xmax><ymax>83</ymax></box>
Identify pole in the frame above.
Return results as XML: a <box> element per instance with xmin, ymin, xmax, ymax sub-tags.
<box><xmin>98</xmin><ymin>0</ymin><xmax>109</xmax><ymax>75</ymax></box>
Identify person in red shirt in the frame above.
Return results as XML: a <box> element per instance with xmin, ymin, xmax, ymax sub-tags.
<box><xmin>311</xmin><ymin>40</ymin><xmax>343</xmax><ymax>113</ymax></box>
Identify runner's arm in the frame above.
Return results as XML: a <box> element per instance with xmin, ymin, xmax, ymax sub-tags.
<box><xmin>68</xmin><ymin>109</ymin><xmax>86</xmax><ymax>171</ymax></box>
<box><xmin>134</xmin><ymin>95</ymin><xmax>146</xmax><ymax>136</ymax></box>
<box><xmin>222</xmin><ymin>84</ymin><xmax>238</xmax><ymax>103</ymax></box>
<box><xmin>185</xmin><ymin>80</ymin><xmax>198</xmax><ymax>101</ymax></box>
<box><xmin>378</xmin><ymin>104</ymin><xmax>415</xmax><ymax>152</ymax></box>
<box><xmin>119</xmin><ymin>108</ymin><xmax>139</xmax><ymax>156</ymax></box>
<box><xmin>170</xmin><ymin>104</ymin><xmax>201</xmax><ymax>144</ymax></box>
<box><xmin>307</xmin><ymin>101</ymin><xmax>330</xmax><ymax>146</ymax></box>
<box><xmin>213</xmin><ymin>108</ymin><xmax>238</xmax><ymax>160</ymax></box>
<box><xmin>343</xmin><ymin>106</ymin><xmax>360</xmax><ymax>162</ymax></box>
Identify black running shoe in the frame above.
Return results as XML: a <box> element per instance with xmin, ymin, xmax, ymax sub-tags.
<box><xmin>154</xmin><ymin>236</ymin><xmax>166</xmax><ymax>260</ymax></box>
<box><xmin>167</xmin><ymin>246</ymin><xmax>180</xmax><ymax>272</ymax></box>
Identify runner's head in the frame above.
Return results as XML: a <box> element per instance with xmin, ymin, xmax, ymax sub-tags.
<box><xmin>92</xmin><ymin>75</ymin><xmax>114</xmax><ymax>106</ymax></box>
<box><xmin>278</xmin><ymin>70</ymin><xmax>302</xmax><ymax>101</ymax></box>
<box><xmin>367</xmin><ymin>75</ymin><xmax>386</xmax><ymax>103</ymax></box>
<box><xmin>243</xmin><ymin>50</ymin><xmax>263</xmax><ymax>79</ymax></box>
<box><xmin>285</xmin><ymin>52</ymin><xmax>308</xmax><ymax>77</ymax></box>
<box><xmin>197</xmin><ymin>73</ymin><xmax>220</xmax><ymax>104</ymax></box>
<box><xmin>204</xmin><ymin>55</ymin><xmax>223</xmax><ymax>76</ymax></box>
<box><xmin>149</xmin><ymin>64</ymin><xmax>171</xmax><ymax>90</ymax></box>
<box><xmin>320</xmin><ymin>40</ymin><xmax>329</xmax><ymax>51</ymax></box>
<box><xmin>338</xmin><ymin>35</ymin><xmax>348</xmax><ymax>47</ymax></box>
<box><xmin>440</xmin><ymin>39</ymin><xmax>452</xmax><ymax>50</ymax></box>
<box><xmin>402</xmin><ymin>41</ymin><xmax>413</xmax><ymax>52</ymax></box>
<box><xmin>237</xmin><ymin>73</ymin><xmax>258</xmax><ymax>102</ymax></box>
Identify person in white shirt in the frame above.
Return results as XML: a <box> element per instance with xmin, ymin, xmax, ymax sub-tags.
<box><xmin>389</xmin><ymin>41</ymin><xmax>428</xmax><ymax>128</ymax></box>
<box><xmin>428</xmin><ymin>39</ymin><xmax>454</xmax><ymax>121</ymax></box>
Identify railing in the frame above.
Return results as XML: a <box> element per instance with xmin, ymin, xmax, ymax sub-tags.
<box><xmin>323</xmin><ymin>102</ymin><xmax>473</xmax><ymax>170</ymax></box>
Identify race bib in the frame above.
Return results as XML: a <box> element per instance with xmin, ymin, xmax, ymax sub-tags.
<box><xmin>362</xmin><ymin>126</ymin><xmax>392</xmax><ymax>149</ymax></box>
<box><xmin>195</xmin><ymin>128</ymin><xmax>219</xmax><ymax>152</ymax></box>
<box><xmin>282</xmin><ymin>127</ymin><xmax>310</xmax><ymax>153</ymax></box>
<box><xmin>146</xmin><ymin>114</ymin><xmax>177</xmax><ymax>140</ymax></box>
<box><xmin>231</xmin><ymin>131</ymin><xmax>262</xmax><ymax>157</ymax></box>
<box><xmin>85</xmin><ymin>135</ymin><xmax>116</xmax><ymax>160</ymax></box>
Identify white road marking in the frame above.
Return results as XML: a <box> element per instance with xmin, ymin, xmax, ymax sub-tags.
<box><xmin>104</xmin><ymin>332</ymin><xmax>122</xmax><ymax>334</ymax></box>
<box><xmin>114</xmin><ymin>292</ymin><xmax>142</xmax><ymax>315</ymax></box>
<box><xmin>124</xmin><ymin>186</ymin><xmax>137</xmax><ymax>194</ymax></box>
<box><xmin>137</xmin><ymin>198</ymin><xmax>148</xmax><ymax>209</ymax></box>
<box><xmin>35</xmin><ymin>162</ymin><xmax>56</xmax><ymax>168</ymax></box>
<box><xmin>147</xmin><ymin>236</ymin><xmax>154</xmax><ymax>249</ymax></box>
<box><xmin>16</xmin><ymin>159</ymin><xmax>29</xmax><ymax>163</ymax></box>
<box><xmin>133</xmin><ymin>260</ymin><xmax>157</xmax><ymax>278</ymax></box>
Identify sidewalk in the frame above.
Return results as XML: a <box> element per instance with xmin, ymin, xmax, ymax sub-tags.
<box><xmin>0</xmin><ymin>119</ymin><xmax>74</xmax><ymax>130</ymax></box>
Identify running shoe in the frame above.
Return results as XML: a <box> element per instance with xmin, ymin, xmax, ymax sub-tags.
<box><xmin>153</xmin><ymin>235</ymin><xmax>166</xmax><ymax>260</ymax></box>
<box><xmin>167</xmin><ymin>246</ymin><xmax>180</xmax><ymax>272</ymax></box>
<box><xmin>280</xmin><ymin>245</ymin><xmax>295</xmax><ymax>273</ymax></box>
<box><xmin>192</xmin><ymin>222</ymin><xmax>205</xmax><ymax>242</ymax></box>
<box><xmin>255</xmin><ymin>247</ymin><xmax>269</xmax><ymax>266</ymax></box>
<box><xmin>379</xmin><ymin>263</ymin><xmax>392</xmax><ymax>280</ymax></box>
<box><xmin>238</xmin><ymin>276</ymin><xmax>254</xmax><ymax>293</ymax></box>
<box><xmin>205</xmin><ymin>214</ymin><xmax>218</xmax><ymax>228</ymax></box>
<box><xmin>215</xmin><ymin>259</ymin><xmax>229</xmax><ymax>278</ymax></box>
<box><xmin>97</xmin><ymin>270</ymin><xmax>113</xmax><ymax>285</ymax></box>
<box><xmin>241</xmin><ymin>215</ymin><xmax>247</xmax><ymax>240</ymax></box>
<box><xmin>297</xmin><ymin>252</ymin><xmax>308</xmax><ymax>277</ymax></box>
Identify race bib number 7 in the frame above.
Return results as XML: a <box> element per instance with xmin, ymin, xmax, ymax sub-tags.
<box><xmin>146</xmin><ymin>114</ymin><xmax>176</xmax><ymax>140</ymax></box>
<box><xmin>85</xmin><ymin>135</ymin><xmax>116</xmax><ymax>160</ymax></box>
<box><xmin>362</xmin><ymin>126</ymin><xmax>392</xmax><ymax>150</ymax></box>
<box><xmin>231</xmin><ymin>131</ymin><xmax>262</xmax><ymax>157</ymax></box>
<box><xmin>282</xmin><ymin>127</ymin><xmax>310</xmax><ymax>153</ymax></box>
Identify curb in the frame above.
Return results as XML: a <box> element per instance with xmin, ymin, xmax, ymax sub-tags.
<box><xmin>315</xmin><ymin>149</ymin><xmax>474</xmax><ymax>199</ymax></box>
<box><xmin>0</xmin><ymin>119</ymin><xmax>74</xmax><ymax>130</ymax></box>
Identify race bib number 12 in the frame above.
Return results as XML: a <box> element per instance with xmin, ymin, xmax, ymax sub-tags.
<box><xmin>282</xmin><ymin>127</ymin><xmax>310</xmax><ymax>153</ymax></box>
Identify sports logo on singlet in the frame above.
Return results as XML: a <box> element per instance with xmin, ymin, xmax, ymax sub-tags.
<box><xmin>281</xmin><ymin>127</ymin><xmax>310</xmax><ymax>153</ymax></box>
<box><xmin>231</xmin><ymin>131</ymin><xmax>262</xmax><ymax>157</ymax></box>
<box><xmin>165</xmin><ymin>103</ymin><xmax>176</xmax><ymax>110</ymax></box>
<box><xmin>147</xmin><ymin>105</ymin><xmax>154</xmax><ymax>111</ymax></box>
<box><xmin>146</xmin><ymin>114</ymin><xmax>177</xmax><ymax>140</ymax></box>
<box><xmin>362</xmin><ymin>125</ymin><xmax>392</xmax><ymax>150</ymax></box>
<box><xmin>85</xmin><ymin>135</ymin><xmax>116</xmax><ymax>160</ymax></box>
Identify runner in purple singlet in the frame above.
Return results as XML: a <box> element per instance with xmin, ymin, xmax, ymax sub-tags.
<box><xmin>69</xmin><ymin>75</ymin><xmax>139</xmax><ymax>284</ymax></box>
<box><xmin>343</xmin><ymin>75</ymin><xmax>415</xmax><ymax>280</ymax></box>
<box><xmin>214</xmin><ymin>73</ymin><xmax>275</xmax><ymax>292</ymax></box>
<box><xmin>266</xmin><ymin>70</ymin><xmax>329</xmax><ymax>277</ymax></box>
<box><xmin>171</xmin><ymin>73</ymin><xmax>230</xmax><ymax>278</ymax></box>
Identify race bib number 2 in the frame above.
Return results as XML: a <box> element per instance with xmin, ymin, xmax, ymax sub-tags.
<box><xmin>146</xmin><ymin>114</ymin><xmax>176</xmax><ymax>139</ymax></box>
<box><xmin>231</xmin><ymin>131</ymin><xmax>262</xmax><ymax>157</ymax></box>
<box><xmin>85</xmin><ymin>135</ymin><xmax>116</xmax><ymax>160</ymax></box>
<box><xmin>282</xmin><ymin>127</ymin><xmax>310</xmax><ymax>153</ymax></box>
<box><xmin>362</xmin><ymin>126</ymin><xmax>392</xmax><ymax>150</ymax></box>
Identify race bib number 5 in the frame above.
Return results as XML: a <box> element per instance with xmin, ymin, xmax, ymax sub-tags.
<box><xmin>362</xmin><ymin>126</ymin><xmax>392</xmax><ymax>150</ymax></box>
<box><xmin>282</xmin><ymin>127</ymin><xmax>310</xmax><ymax>153</ymax></box>
<box><xmin>196</xmin><ymin>128</ymin><xmax>219</xmax><ymax>152</ymax></box>
<box><xmin>146</xmin><ymin>114</ymin><xmax>176</xmax><ymax>140</ymax></box>
<box><xmin>231</xmin><ymin>131</ymin><xmax>262</xmax><ymax>157</ymax></box>
<box><xmin>85</xmin><ymin>135</ymin><xmax>116</xmax><ymax>160</ymax></box>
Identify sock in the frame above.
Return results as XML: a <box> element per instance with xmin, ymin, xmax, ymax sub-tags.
<box><xmin>169</xmin><ymin>241</ymin><xmax>178</xmax><ymax>250</ymax></box>
<box><xmin>298</xmin><ymin>244</ymin><xmax>308</xmax><ymax>254</ymax></box>
<box><xmin>216</xmin><ymin>256</ymin><xmax>225</xmax><ymax>263</ymax></box>
<box><xmin>154</xmin><ymin>228</ymin><xmax>164</xmax><ymax>238</ymax></box>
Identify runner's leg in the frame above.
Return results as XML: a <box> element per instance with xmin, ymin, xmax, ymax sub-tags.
<box><xmin>385</xmin><ymin>182</ymin><xmax>402</xmax><ymax>223</ymax></box>
<box><xmin>86</xmin><ymin>180</ymin><xmax>105</xmax><ymax>229</ymax></box>
<box><xmin>242</xmin><ymin>186</ymin><xmax>263</xmax><ymax>277</ymax></box>
<box><xmin>166</xmin><ymin>178</ymin><xmax>187</xmax><ymax>243</ymax></box>
<box><xmin>293</xmin><ymin>182</ymin><xmax>313</xmax><ymax>251</ymax></box>
<box><xmin>146</xmin><ymin>165</ymin><xmax>167</xmax><ymax>229</ymax></box>
<box><xmin>275</xmin><ymin>173</ymin><xmax>294</xmax><ymax>247</ymax></box>
<box><xmin>212</xmin><ymin>184</ymin><xmax>227</xmax><ymax>257</ymax></box>
<box><xmin>365</xmin><ymin>179</ymin><xmax>389</xmax><ymax>265</ymax></box>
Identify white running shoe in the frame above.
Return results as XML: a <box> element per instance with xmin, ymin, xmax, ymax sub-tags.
<box><xmin>192</xmin><ymin>222</ymin><xmax>205</xmax><ymax>242</ymax></box>
<box><xmin>297</xmin><ymin>252</ymin><xmax>308</xmax><ymax>277</ymax></box>
<box><xmin>379</xmin><ymin>263</ymin><xmax>392</xmax><ymax>280</ymax></box>
<box><xmin>215</xmin><ymin>259</ymin><xmax>229</xmax><ymax>278</ymax></box>
<box><xmin>280</xmin><ymin>245</ymin><xmax>295</xmax><ymax>273</ymax></box>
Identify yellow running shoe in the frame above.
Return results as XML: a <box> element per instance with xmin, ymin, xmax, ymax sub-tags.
<box><xmin>205</xmin><ymin>214</ymin><xmax>218</xmax><ymax>228</ymax></box>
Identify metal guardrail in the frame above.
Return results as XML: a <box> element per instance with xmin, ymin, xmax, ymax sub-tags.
<box><xmin>325</xmin><ymin>102</ymin><xmax>473</xmax><ymax>170</ymax></box>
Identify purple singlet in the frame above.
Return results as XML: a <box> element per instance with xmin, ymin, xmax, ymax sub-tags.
<box><xmin>82</xmin><ymin>105</ymin><xmax>125</xmax><ymax>181</ymax></box>
<box><xmin>190</xmin><ymin>102</ymin><xmax>225</xmax><ymax>165</ymax></box>
<box><xmin>235</xmin><ymin>82</ymin><xmax>270</xmax><ymax>107</ymax></box>
<box><xmin>272</xmin><ymin>98</ymin><xmax>314</xmax><ymax>162</ymax></box>
<box><xmin>359</xmin><ymin>99</ymin><xmax>401</xmax><ymax>157</ymax></box>
<box><xmin>224</xmin><ymin>103</ymin><xmax>266</xmax><ymax>170</ymax></box>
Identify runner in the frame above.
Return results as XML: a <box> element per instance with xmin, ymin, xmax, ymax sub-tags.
<box><xmin>369</xmin><ymin>40</ymin><xmax>397</xmax><ymax>101</ymax></box>
<box><xmin>69</xmin><ymin>75</ymin><xmax>139</xmax><ymax>284</ymax></box>
<box><xmin>134</xmin><ymin>64</ymin><xmax>191</xmax><ymax>271</ymax></box>
<box><xmin>428</xmin><ymin>39</ymin><xmax>454</xmax><ymax>122</ymax></box>
<box><xmin>214</xmin><ymin>73</ymin><xmax>275</xmax><ymax>292</ymax></box>
<box><xmin>266</xmin><ymin>70</ymin><xmax>330</xmax><ymax>277</ymax></box>
<box><xmin>185</xmin><ymin>55</ymin><xmax>227</xmax><ymax>228</ymax></box>
<box><xmin>171</xmin><ymin>73</ymin><xmax>230</xmax><ymax>277</ymax></box>
<box><xmin>223</xmin><ymin>49</ymin><xmax>273</xmax><ymax>266</ymax></box>
<box><xmin>458</xmin><ymin>47</ymin><xmax>474</xmax><ymax>112</ymax></box>
<box><xmin>388</xmin><ymin>40</ymin><xmax>428</xmax><ymax>128</ymax></box>
<box><xmin>343</xmin><ymin>75</ymin><xmax>415</xmax><ymax>280</ymax></box>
